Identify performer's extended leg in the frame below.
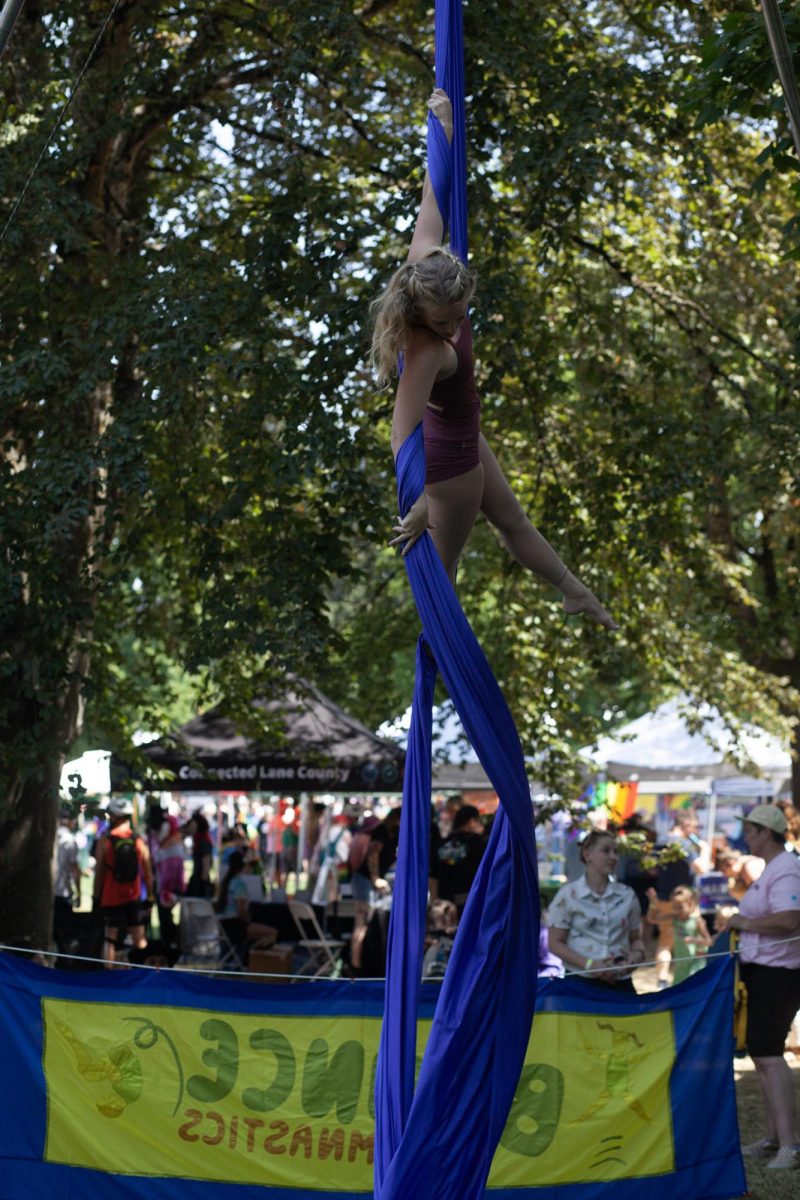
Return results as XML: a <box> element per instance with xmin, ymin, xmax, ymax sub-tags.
<box><xmin>425</xmin><ymin>462</ymin><xmax>485</xmax><ymax>584</ymax></box>
<box><xmin>478</xmin><ymin>436</ymin><xmax>566</xmax><ymax>584</ymax></box>
<box><xmin>478</xmin><ymin>436</ymin><xmax>616</xmax><ymax>628</ymax></box>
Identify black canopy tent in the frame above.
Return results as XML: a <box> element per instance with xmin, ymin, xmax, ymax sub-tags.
<box><xmin>111</xmin><ymin>681</ymin><xmax>404</xmax><ymax>905</ymax></box>
<box><xmin>111</xmin><ymin>680</ymin><xmax>405</xmax><ymax>796</ymax></box>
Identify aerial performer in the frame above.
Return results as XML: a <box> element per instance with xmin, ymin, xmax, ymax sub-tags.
<box><xmin>363</xmin><ymin>0</ymin><xmax>793</xmax><ymax>1194</ymax></box>
<box><xmin>368</xmin><ymin>6</ymin><xmax>617</xmax><ymax>1195</ymax></box>
<box><xmin>371</xmin><ymin>87</ymin><xmax>617</xmax><ymax>629</ymax></box>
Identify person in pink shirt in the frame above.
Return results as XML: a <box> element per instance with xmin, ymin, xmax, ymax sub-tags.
<box><xmin>716</xmin><ymin>804</ymin><xmax>800</xmax><ymax>1171</ymax></box>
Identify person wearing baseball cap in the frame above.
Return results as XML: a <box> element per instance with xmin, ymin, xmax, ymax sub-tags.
<box><xmin>716</xmin><ymin>803</ymin><xmax>800</xmax><ymax>1169</ymax></box>
<box><xmin>744</xmin><ymin>804</ymin><xmax>789</xmax><ymax>839</ymax></box>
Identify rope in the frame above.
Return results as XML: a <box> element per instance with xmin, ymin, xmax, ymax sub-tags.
<box><xmin>0</xmin><ymin>0</ymin><xmax>124</xmax><ymax>252</ymax></box>
<box><xmin>4</xmin><ymin>932</ymin><xmax>800</xmax><ymax>984</ymax></box>
<box><xmin>561</xmin><ymin>930</ymin><xmax>800</xmax><ymax>979</ymax></box>
<box><xmin>0</xmin><ymin>942</ymin><xmax>387</xmax><ymax>982</ymax></box>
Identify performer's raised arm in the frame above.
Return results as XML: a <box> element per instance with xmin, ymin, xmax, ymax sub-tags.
<box><xmin>408</xmin><ymin>89</ymin><xmax>453</xmax><ymax>261</ymax></box>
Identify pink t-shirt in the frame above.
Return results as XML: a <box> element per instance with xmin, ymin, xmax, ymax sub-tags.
<box><xmin>738</xmin><ymin>850</ymin><xmax>800</xmax><ymax>968</ymax></box>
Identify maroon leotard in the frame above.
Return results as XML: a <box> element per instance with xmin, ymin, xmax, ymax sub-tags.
<box><xmin>422</xmin><ymin>316</ymin><xmax>481</xmax><ymax>485</ymax></box>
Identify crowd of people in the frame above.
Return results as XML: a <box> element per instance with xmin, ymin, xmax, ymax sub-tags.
<box><xmin>51</xmin><ymin>789</ymin><xmax>800</xmax><ymax>1164</ymax></box>
<box><xmin>543</xmin><ymin>802</ymin><xmax>800</xmax><ymax>1171</ymax></box>
<box><xmin>52</xmin><ymin>796</ymin><xmax>296</xmax><ymax>966</ymax></box>
<box><xmin>50</xmin><ymin>793</ymin><xmax>494</xmax><ymax>974</ymax></box>
<box><xmin>52</xmin><ymin>794</ymin><xmax>800</xmax><ymax>983</ymax></box>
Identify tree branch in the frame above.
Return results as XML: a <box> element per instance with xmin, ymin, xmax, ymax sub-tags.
<box><xmin>569</xmin><ymin>230</ymin><xmax>789</xmax><ymax>388</ymax></box>
<box><xmin>355</xmin><ymin>16</ymin><xmax>432</xmax><ymax>71</ymax></box>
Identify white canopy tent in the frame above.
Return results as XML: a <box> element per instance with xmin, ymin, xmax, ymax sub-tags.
<box><xmin>582</xmin><ymin>693</ymin><xmax>791</xmax><ymax>789</ymax></box>
<box><xmin>60</xmin><ymin>749</ymin><xmax>112</xmax><ymax>798</ymax></box>
<box><xmin>380</xmin><ymin>702</ymin><xmax>493</xmax><ymax>791</ymax></box>
<box><xmin>380</xmin><ymin>700</ymin><xmax>477</xmax><ymax>761</ymax></box>
<box><xmin>581</xmin><ymin>694</ymin><xmax>792</xmax><ymax>844</ymax></box>
<box><xmin>379</xmin><ymin>702</ymin><xmax>554</xmax><ymax>801</ymax></box>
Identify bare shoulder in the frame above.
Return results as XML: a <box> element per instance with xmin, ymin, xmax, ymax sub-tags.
<box><xmin>406</xmin><ymin>324</ymin><xmax>446</xmax><ymax>358</ymax></box>
<box><xmin>400</xmin><ymin>325</ymin><xmax>448</xmax><ymax>383</ymax></box>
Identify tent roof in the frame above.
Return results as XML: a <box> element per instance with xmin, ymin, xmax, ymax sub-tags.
<box><xmin>380</xmin><ymin>700</ymin><xmax>479</xmax><ymax>765</ymax></box>
<box><xmin>380</xmin><ymin>701</ymin><xmax>551</xmax><ymax>794</ymax></box>
<box><xmin>581</xmin><ymin>693</ymin><xmax>791</xmax><ymax>780</ymax></box>
<box><xmin>111</xmin><ymin>680</ymin><xmax>404</xmax><ymax>794</ymax></box>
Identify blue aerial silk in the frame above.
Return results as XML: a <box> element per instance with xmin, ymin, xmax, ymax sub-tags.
<box><xmin>373</xmin><ymin>4</ymin><xmax>540</xmax><ymax>1199</ymax></box>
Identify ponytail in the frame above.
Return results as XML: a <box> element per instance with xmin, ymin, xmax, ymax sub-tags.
<box><xmin>369</xmin><ymin>247</ymin><xmax>476</xmax><ymax>387</ymax></box>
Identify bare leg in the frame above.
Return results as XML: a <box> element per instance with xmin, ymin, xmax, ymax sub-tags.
<box><xmin>425</xmin><ymin>462</ymin><xmax>485</xmax><ymax>584</ymax></box>
<box><xmin>477</xmin><ymin>437</ymin><xmax>566</xmax><ymax>583</ymax></box>
<box><xmin>129</xmin><ymin>923</ymin><xmax>147</xmax><ymax>951</ymax></box>
<box><xmin>350</xmin><ymin>900</ymin><xmax>370</xmax><ymax>969</ymax></box>
<box><xmin>655</xmin><ymin>947</ymin><xmax>672</xmax><ymax>985</ymax></box>
<box><xmin>655</xmin><ymin>927</ymin><xmax>673</xmax><ymax>985</ymax></box>
<box><xmin>477</xmin><ymin>436</ymin><xmax>617</xmax><ymax>629</ymax></box>
<box><xmin>102</xmin><ymin>926</ymin><xmax>118</xmax><ymax>967</ymax></box>
<box><xmin>754</xmin><ymin>1056</ymin><xmax>797</xmax><ymax>1146</ymax></box>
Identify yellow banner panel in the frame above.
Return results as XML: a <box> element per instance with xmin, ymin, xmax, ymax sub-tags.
<box><xmin>489</xmin><ymin>1011</ymin><xmax>675</xmax><ymax>1186</ymax></box>
<box><xmin>43</xmin><ymin>1000</ymin><xmax>674</xmax><ymax>1191</ymax></box>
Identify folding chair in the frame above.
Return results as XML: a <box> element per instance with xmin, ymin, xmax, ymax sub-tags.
<box><xmin>325</xmin><ymin>894</ymin><xmax>355</xmax><ymax>948</ymax></box>
<box><xmin>178</xmin><ymin>897</ymin><xmax>242</xmax><ymax>971</ymax></box>
<box><xmin>287</xmin><ymin>900</ymin><xmax>344</xmax><ymax>977</ymax></box>
<box><xmin>333</xmin><ymin>895</ymin><xmax>356</xmax><ymax>922</ymax></box>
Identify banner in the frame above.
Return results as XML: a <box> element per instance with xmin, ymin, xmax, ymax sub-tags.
<box><xmin>0</xmin><ymin>951</ymin><xmax>745</xmax><ymax>1200</ymax></box>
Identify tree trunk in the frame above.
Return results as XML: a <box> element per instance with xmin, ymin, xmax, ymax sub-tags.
<box><xmin>0</xmin><ymin>762</ymin><xmax>60</xmax><ymax>954</ymax></box>
<box><xmin>0</xmin><ymin>12</ymin><xmax>148</xmax><ymax>954</ymax></box>
<box><xmin>0</xmin><ymin>6</ymin><xmax>231</xmax><ymax>958</ymax></box>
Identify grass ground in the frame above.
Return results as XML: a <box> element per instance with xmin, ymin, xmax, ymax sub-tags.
<box><xmin>734</xmin><ymin>1055</ymin><xmax>800</xmax><ymax>1198</ymax></box>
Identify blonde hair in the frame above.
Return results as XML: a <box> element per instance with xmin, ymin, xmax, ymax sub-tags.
<box><xmin>369</xmin><ymin>247</ymin><xmax>477</xmax><ymax>387</ymax></box>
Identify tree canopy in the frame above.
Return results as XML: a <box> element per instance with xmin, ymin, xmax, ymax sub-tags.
<box><xmin>1</xmin><ymin>0</ymin><xmax>798</xmax><ymax>947</ymax></box>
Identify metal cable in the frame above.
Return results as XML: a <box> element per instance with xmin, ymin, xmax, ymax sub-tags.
<box><xmin>0</xmin><ymin>0</ymin><xmax>27</xmax><ymax>61</ymax></box>
<box><xmin>561</xmin><ymin>929</ymin><xmax>800</xmax><ymax>978</ymax></box>
<box><xmin>0</xmin><ymin>941</ymin><xmax>386</xmax><ymax>981</ymax></box>
<box><xmin>0</xmin><ymin>0</ymin><xmax>124</xmax><ymax>252</ymax></box>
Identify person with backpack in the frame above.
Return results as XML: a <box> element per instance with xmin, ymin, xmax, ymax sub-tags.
<box><xmin>93</xmin><ymin>797</ymin><xmax>154</xmax><ymax>967</ymax></box>
<box><xmin>311</xmin><ymin>810</ymin><xmax>352</xmax><ymax>907</ymax></box>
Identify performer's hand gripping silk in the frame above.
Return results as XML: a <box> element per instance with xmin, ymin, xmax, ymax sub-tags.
<box><xmin>371</xmin><ymin>89</ymin><xmax>617</xmax><ymax>630</ymax></box>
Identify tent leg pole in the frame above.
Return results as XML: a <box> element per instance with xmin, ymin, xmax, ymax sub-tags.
<box><xmin>215</xmin><ymin>796</ymin><xmax>222</xmax><ymax>885</ymax></box>
<box><xmin>297</xmin><ymin>791</ymin><xmax>308</xmax><ymax>898</ymax></box>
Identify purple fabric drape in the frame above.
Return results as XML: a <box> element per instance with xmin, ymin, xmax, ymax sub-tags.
<box><xmin>374</xmin><ymin>12</ymin><xmax>540</xmax><ymax>1195</ymax></box>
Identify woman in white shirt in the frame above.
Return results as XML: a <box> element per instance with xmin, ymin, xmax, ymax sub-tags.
<box><xmin>547</xmin><ymin>830</ymin><xmax>645</xmax><ymax>992</ymax></box>
<box><xmin>715</xmin><ymin>805</ymin><xmax>800</xmax><ymax>1171</ymax></box>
